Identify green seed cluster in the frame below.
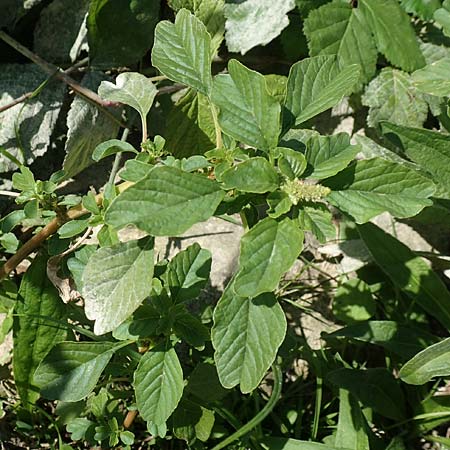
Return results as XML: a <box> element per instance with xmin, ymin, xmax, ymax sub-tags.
<box><xmin>281</xmin><ymin>179</ymin><xmax>331</xmax><ymax>205</ymax></box>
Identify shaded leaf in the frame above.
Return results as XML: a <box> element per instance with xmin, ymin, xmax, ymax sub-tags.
<box><xmin>235</xmin><ymin>217</ymin><xmax>304</xmax><ymax>297</ymax></box>
<box><xmin>92</xmin><ymin>139</ymin><xmax>138</xmax><ymax>162</ymax></box>
<box><xmin>152</xmin><ymin>8</ymin><xmax>213</xmax><ymax>96</ymax></box>
<box><xmin>212</xmin><ymin>60</ymin><xmax>281</xmax><ymax>151</ymax></box>
<box><xmin>324</xmin><ymin>321</ymin><xmax>437</xmax><ymax>360</ymax></box>
<box><xmin>328</xmin><ymin>368</ymin><xmax>406</xmax><ymax>420</ymax></box>
<box><xmin>223</xmin><ymin>0</ymin><xmax>295</xmax><ymax>55</ymax></box>
<box><xmin>134</xmin><ymin>345</ymin><xmax>184</xmax><ymax>426</ymax></box>
<box><xmin>324</xmin><ymin>158</ymin><xmax>435</xmax><ymax>223</ymax></box>
<box><xmin>82</xmin><ymin>237</ymin><xmax>154</xmax><ymax>335</ymax></box>
<box><xmin>105</xmin><ymin>166</ymin><xmax>224</xmax><ymax>236</ymax></box>
<box><xmin>87</xmin><ymin>0</ymin><xmax>160</xmax><ymax>68</ymax></box>
<box><xmin>13</xmin><ymin>254</ymin><xmax>67</xmax><ymax>407</ymax></box>
<box><xmin>358</xmin><ymin>222</ymin><xmax>450</xmax><ymax>330</ymax></box>
<box><xmin>212</xmin><ymin>280</ymin><xmax>286</xmax><ymax>392</ymax></box>
<box><xmin>298</xmin><ymin>203</ymin><xmax>335</xmax><ymax>243</ymax></box>
<box><xmin>165</xmin><ymin>89</ymin><xmax>216</xmax><ymax>158</ymax></box>
<box><xmin>401</xmin><ymin>0</ymin><xmax>441</xmax><ymax>20</ymax></box>
<box><xmin>172</xmin><ymin>399</ymin><xmax>214</xmax><ymax>443</ymax></box>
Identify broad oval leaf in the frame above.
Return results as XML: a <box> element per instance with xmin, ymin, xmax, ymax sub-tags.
<box><xmin>92</xmin><ymin>139</ymin><xmax>138</xmax><ymax>162</ymax></box>
<box><xmin>400</xmin><ymin>338</ymin><xmax>450</xmax><ymax>385</ymax></box>
<box><xmin>152</xmin><ymin>8</ymin><xmax>212</xmax><ymax>96</ymax></box>
<box><xmin>362</xmin><ymin>68</ymin><xmax>427</xmax><ymax>128</ymax></box>
<box><xmin>98</xmin><ymin>72</ymin><xmax>157</xmax><ymax>121</ymax></box>
<box><xmin>328</xmin><ymin>368</ymin><xmax>406</xmax><ymax>420</ymax></box>
<box><xmin>284</xmin><ymin>55</ymin><xmax>360</xmax><ymax>128</ymax></box>
<box><xmin>13</xmin><ymin>254</ymin><xmax>67</xmax><ymax>407</ymax></box>
<box><xmin>358</xmin><ymin>222</ymin><xmax>450</xmax><ymax>330</ymax></box>
<box><xmin>134</xmin><ymin>345</ymin><xmax>184</xmax><ymax>426</ymax></box>
<box><xmin>82</xmin><ymin>237</ymin><xmax>154</xmax><ymax>335</ymax></box>
<box><xmin>166</xmin><ymin>243</ymin><xmax>212</xmax><ymax>303</ymax></box>
<box><xmin>234</xmin><ymin>217</ymin><xmax>304</xmax><ymax>298</ymax></box>
<box><xmin>221</xmin><ymin>157</ymin><xmax>279</xmax><ymax>193</ymax></box>
<box><xmin>305</xmin><ymin>132</ymin><xmax>360</xmax><ymax>179</ymax></box>
<box><xmin>34</xmin><ymin>341</ymin><xmax>120</xmax><ymax>401</ymax></box>
<box><xmin>211</xmin><ymin>59</ymin><xmax>281</xmax><ymax>151</ymax></box>
<box><xmin>105</xmin><ymin>165</ymin><xmax>225</xmax><ymax>236</ymax></box>
<box><xmin>324</xmin><ymin>158</ymin><xmax>435</xmax><ymax>223</ymax></box>
<box><xmin>212</xmin><ymin>281</ymin><xmax>286</xmax><ymax>393</ymax></box>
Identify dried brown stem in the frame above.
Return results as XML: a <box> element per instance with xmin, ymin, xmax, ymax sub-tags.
<box><xmin>0</xmin><ymin>31</ymin><xmax>126</xmax><ymax>128</ymax></box>
<box><xmin>0</xmin><ymin>182</ymin><xmax>132</xmax><ymax>281</ymax></box>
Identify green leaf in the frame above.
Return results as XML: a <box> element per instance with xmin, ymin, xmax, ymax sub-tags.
<box><xmin>58</xmin><ymin>219</ymin><xmax>89</xmax><ymax>239</ymax></box>
<box><xmin>13</xmin><ymin>254</ymin><xmax>67</xmax><ymax>407</ymax></box>
<box><xmin>172</xmin><ymin>399</ymin><xmax>215</xmax><ymax>442</ymax></box>
<box><xmin>274</xmin><ymin>147</ymin><xmax>307</xmax><ymax>180</ymax></box>
<box><xmin>434</xmin><ymin>1</ymin><xmax>450</xmax><ymax>37</ymax></box>
<box><xmin>323</xmin><ymin>158</ymin><xmax>435</xmax><ymax>223</ymax></box>
<box><xmin>324</xmin><ymin>321</ymin><xmax>436</xmax><ymax>360</ymax></box>
<box><xmin>400</xmin><ymin>338</ymin><xmax>450</xmax><ymax>385</ymax></box>
<box><xmin>92</xmin><ymin>139</ymin><xmax>138</xmax><ymax>162</ymax></box>
<box><xmin>212</xmin><ymin>281</ymin><xmax>286</xmax><ymax>392</ymax></box>
<box><xmin>401</xmin><ymin>0</ymin><xmax>441</xmax><ymax>20</ymax></box>
<box><xmin>332</xmin><ymin>278</ymin><xmax>376</xmax><ymax>324</ymax></box>
<box><xmin>359</xmin><ymin>0</ymin><xmax>425</xmax><ymax>72</ymax></box>
<box><xmin>185</xmin><ymin>362</ymin><xmax>228</xmax><ymax>404</ymax></box>
<box><xmin>265</xmin><ymin>75</ymin><xmax>288</xmax><ymax>104</ymax></box>
<box><xmin>63</xmin><ymin>72</ymin><xmax>122</xmax><ymax>178</ymax></box>
<box><xmin>335</xmin><ymin>389</ymin><xmax>370</xmax><ymax>450</ymax></box>
<box><xmin>223</xmin><ymin>0</ymin><xmax>295</xmax><ymax>55</ymax></box>
<box><xmin>165</xmin><ymin>89</ymin><xmax>216</xmax><ymax>158</ymax></box>
<box><xmin>134</xmin><ymin>345</ymin><xmax>184</xmax><ymax>426</ymax></box>
<box><xmin>152</xmin><ymin>8</ymin><xmax>213</xmax><ymax>96</ymax></box>
<box><xmin>173</xmin><ymin>310</ymin><xmax>210</xmax><ymax>349</ymax></box>
<box><xmin>98</xmin><ymin>72</ymin><xmax>157</xmax><ymax>122</ymax></box>
<box><xmin>34</xmin><ymin>342</ymin><xmax>120</xmax><ymax>401</ymax></box>
<box><xmin>284</xmin><ymin>55</ymin><xmax>360</xmax><ymax>128</ymax></box>
<box><xmin>304</xmin><ymin>0</ymin><xmax>377</xmax><ymax>86</ymax></box>
<box><xmin>362</xmin><ymin>68</ymin><xmax>428</xmax><ymax>128</ymax></box>
<box><xmin>105</xmin><ymin>166</ymin><xmax>224</xmax><ymax>236</ymax></box>
<box><xmin>87</xmin><ymin>0</ymin><xmax>160</xmax><ymax>68</ymax></box>
<box><xmin>82</xmin><ymin>237</ymin><xmax>154</xmax><ymax>335</ymax></box>
<box><xmin>412</xmin><ymin>58</ymin><xmax>450</xmax><ymax>97</ymax></box>
<box><xmin>358</xmin><ymin>222</ymin><xmax>450</xmax><ymax>330</ymax></box>
<box><xmin>221</xmin><ymin>158</ymin><xmax>279</xmax><ymax>193</ymax></box>
<box><xmin>328</xmin><ymin>368</ymin><xmax>406</xmax><ymax>420</ymax></box>
<box><xmin>0</xmin><ymin>64</ymin><xmax>65</xmax><ymax>172</ymax></box>
<box><xmin>298</xmin><ymin>203</ymin><xmax>335</xmax><ymax>244</ymax></box>
<box><xmin>381</xmin><ymin>122</ymin><xmax>450</xmax><ymax>198</ymax></box>
<box><xmin>211</xmin><ymin>59</ymin><xmax>281</xmax><ymax>151</ymax></box>
<box><xmin>261</xmin><ymin>437</ymin><xmax>352</xmax><ymax>450</ymax></box>
<box><xmin>67</xmin><ymin>245</ymin><xmax>97</xmax><ymax>291</ymax></box>
<box><xmin>166</xmin><ymin>243</ymin><xmax>211</xmax><ymax>303</ymax></box>
<box><xmin>234</xmin><ymin>217</ymin><xmax>303</xmax><ymax>298</ymax></box>
<box><xmin>305</xmin><ymin>132</ymin><xmax>360</xmax><ymax>179</ymax></box>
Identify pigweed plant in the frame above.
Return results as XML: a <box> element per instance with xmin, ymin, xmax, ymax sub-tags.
<box><xmin>2</xmin><ymin>0</ymin><xmax>450</xmax><ymax>448</ymax></box>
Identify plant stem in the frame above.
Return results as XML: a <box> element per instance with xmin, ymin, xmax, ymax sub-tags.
<box><xmin>209</xmin><ymin>100</ymin><xmax>223</xmax><ymax>149</ymax></box>
<box><xmin>0</xmin><ymin>31</ymin><xmax>126</xmax><ymax>129</ymax></box>
<box><xmin>108</xmin><ymin>127</ymin><xmax>130</xmax><ymax>185</ymax></box>
<box><xmin>0</xmin><ymin>190</ymin><xmax>19</xmax><ymax>197</ymax></box>
<box><xmin>0</xmin><ymin>181</ymin><xmax>133</xmax><ymax>281</ymax></box>
<box><xmin>311</xmin><ymin>375</ymin><xmax>323</xmax><ymax>440</ymax></box>
<box><xmin>210</xmin><ymin>364</ymin><xmax>283</xmax><ymax>450</ymax></box>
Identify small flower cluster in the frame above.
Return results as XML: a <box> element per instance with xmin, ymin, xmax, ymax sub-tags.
<box><xmin>281</xmin><ymin>179</ymin><xmax>331</xmax><ymax>205</ymax></box>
